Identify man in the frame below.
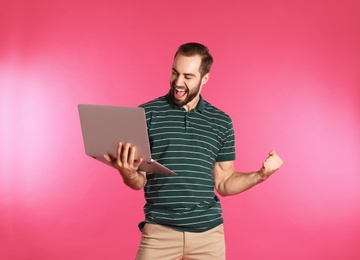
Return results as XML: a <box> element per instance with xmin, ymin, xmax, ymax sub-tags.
<box><xmin>104</xmin><ymin>42</ymin><xmax>283</xmax><ymax>259</ymax></box>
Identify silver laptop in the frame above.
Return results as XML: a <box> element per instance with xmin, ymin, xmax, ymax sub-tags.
<box><xmin>78</xmin><ymin>104</ymin><xmax>176</xmax><ymax>175</ymax></box>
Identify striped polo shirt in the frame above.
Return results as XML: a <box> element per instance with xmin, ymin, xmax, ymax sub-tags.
<box><xmin>138</xmin><ymin>92</ymin><xmax>236</xmax><ymax>232</ymax></box>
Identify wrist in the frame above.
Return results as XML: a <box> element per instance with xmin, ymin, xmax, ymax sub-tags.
<box><xmin>120</xmin><ymin>170</ymin><xmax>146</xmax><ymax>190</ymax></box>
<box><xmin>256</xmin><ymin>170</ymin><xmax>267</xmax><ymax>183</ymax></box>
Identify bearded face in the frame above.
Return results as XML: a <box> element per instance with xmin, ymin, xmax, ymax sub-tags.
<box><xmin>170</xmin><ymin>78</ymin><xmax>202</xmax><ymax>107</ymax></box>
<box><xmin>169</xmin><ymin>54</ymin><xmax>209</xmax><ymax>111</ymax></box>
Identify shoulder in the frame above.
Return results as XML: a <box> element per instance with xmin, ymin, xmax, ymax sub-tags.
<box><xmin>202</xmin><ymin>99</ymin><xmax>233</xmax><ymax>125</ymax></box>
<box><xmin>139</xmin><ymin>95</ymin><xmax>169</xmax><ymax>116</ymax></box>
<box><xmin>138</xmin><ymin>94</ymin><xmax>175</xmax><ymax>122</ymax></box>
<box><xmin>139</xmin><ymin>95</ymin><xmax>170</xmax><ymax>112</ymax></box>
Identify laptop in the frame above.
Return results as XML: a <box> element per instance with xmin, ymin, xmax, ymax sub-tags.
<box><xmin>78</xmin><ymin>104</ymin><xmax>176</xmax><ymax>175</ymax></box>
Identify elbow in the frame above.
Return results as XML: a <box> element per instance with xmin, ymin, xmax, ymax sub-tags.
<box><xmin>218</xmin><ymin>192</ymin><xmax>231</xmax><ymax>197</ymax></box>
<box><xmin>215</xmin><ymin>185</ymin><xmax>232</xmax><ymax>197</ymax></box>
<box><xmin>217</xmin><ymin>190</ymin><xmax>235</xmax><ymax>197</ymax></box>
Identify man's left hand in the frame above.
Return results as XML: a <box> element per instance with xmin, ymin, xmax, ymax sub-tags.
<box><xmin>258</xmin><ymin>150</ymin><xmax>283</xmax><ymax>180</ymax></box>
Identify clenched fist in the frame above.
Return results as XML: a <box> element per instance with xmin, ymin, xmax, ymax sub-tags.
<box><xmin>258</xmin><ymin>150</ymin><xmax>283</xmax><ymax>180</ymax></box>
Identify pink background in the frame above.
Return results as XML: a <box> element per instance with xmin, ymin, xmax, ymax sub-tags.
<box><xmin>1</xmin><ymin>0</ymin><xmax>360</xmax><ymax>259</ymax></box>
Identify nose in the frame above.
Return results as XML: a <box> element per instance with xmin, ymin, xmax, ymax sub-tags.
<box><xmin>173</xmin><ymin>75</ymin><xmax>184</xmax><ymax>87</ymax></box>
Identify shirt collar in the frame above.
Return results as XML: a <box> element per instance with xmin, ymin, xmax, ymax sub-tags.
<box><xmin>166</xmin><ymin>91</ymin><xmax>204</xmax><ymax>113</ymax></box>
<box><xmin>196</xmin><ymin>95</ymin><xmax>205</xmax><ymax>113</ymax></box>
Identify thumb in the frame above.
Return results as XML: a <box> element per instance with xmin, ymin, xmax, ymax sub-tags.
<box><xmin>269</xmin><ymin>150</ymin><xmax>276</xmax><ymax>156</ymax></box>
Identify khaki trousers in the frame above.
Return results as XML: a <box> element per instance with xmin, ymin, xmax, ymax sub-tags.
<box><xmin>135</xmin><ymin>223</ymin><xmax>226</xmax><ymax>260</ymax></box>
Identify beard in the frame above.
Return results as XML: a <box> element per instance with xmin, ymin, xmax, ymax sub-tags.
<box><xmin>170</xmin><ymin>79</ymin><xmax>202</xmax><ymax>107</ymax></box>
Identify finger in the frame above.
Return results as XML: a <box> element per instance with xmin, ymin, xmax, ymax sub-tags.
<box><xmin>265</xmin><ymin>157</ymin><xmax>282</xmax><ymax>171</ymax></box>
<box><xmin>129</xmin><ymin>145</ymin><xmax>142</xmax><ymax>168</ymax></box>
<box><xmin>121</xmin><ymin>142</ymin><xmax>131</xmax><ymax>164</ymax></box>
<box><xmin>263</xmin><ymin>151</ymin><xmax>275</xmax><ymax>168</ymax></box>
<box><xmin>134</xmin><ymin>157</ymin><xmax>144</xmax><ymax>168</ymax></box>
<box><xmin>116</xmin><ymin>142</ymin><xmax>123</xmax><ymax>162</ymax></box>
<box><xmin>103</xmin><ymin>153</ymin><xmax>112</xmax><ymax>163</ymax></box>
<box><xmin>268</xmin><ymin>151</ymin><xmax>283</xmax><ymax>165</ymax></box>
<box><xmin>270</xmin><ymin>153</ymin><xmax>283</xmax><ymax>165</ymax></box>
<box><xmin>103</xmin><ymin>154</ymin><xmax>119</xmax><ymax>169</ymax></box>
<box><xmin>128</xmin><ymin>145</ymin><xmax>137</xmax><ymax>165</ymax></box>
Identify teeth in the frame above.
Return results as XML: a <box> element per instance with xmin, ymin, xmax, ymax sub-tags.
<box><xmin>175</xmin><ymin>87</ymin><xmax>185</xmax><ymax>92</ymax></box>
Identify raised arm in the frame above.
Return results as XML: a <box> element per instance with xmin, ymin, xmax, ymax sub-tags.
<box><xmin>213</xmin><ymin>151</ymin><xmax>283</xmax><ymax>196</ymax></box>
<box><xmin>103</xmin><ymin>142</ymin><xmax>147</xmax><ymax>190</ymax></box>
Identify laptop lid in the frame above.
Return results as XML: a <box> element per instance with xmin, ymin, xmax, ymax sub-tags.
<box><xmin>78</xmin><ymin>104</ymin><xmax>176</xmax><ymax>175</ymax></box>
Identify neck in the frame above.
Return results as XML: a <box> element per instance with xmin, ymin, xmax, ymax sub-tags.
<box><xmin>182</xmin><ymin>95</ymin><xmax>200</xmax><ymax>112</ymax></box>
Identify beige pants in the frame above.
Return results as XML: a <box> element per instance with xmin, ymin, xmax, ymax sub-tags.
<box><xmin>135</xmin><ymin>223</ymin><xmax>226</xmax><ymax>260</ymax></box>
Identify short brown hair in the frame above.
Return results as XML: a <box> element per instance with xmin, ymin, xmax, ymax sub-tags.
<box><xmin>175</xmin><ymin>42</ymin><xmax>213</xmax><ymax>76</ymax></box>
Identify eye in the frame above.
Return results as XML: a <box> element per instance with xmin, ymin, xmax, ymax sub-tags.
<box><xmin>185</xmin><ymin>74</ymin><xmax>196</xmax><ymax>80</ymax></box>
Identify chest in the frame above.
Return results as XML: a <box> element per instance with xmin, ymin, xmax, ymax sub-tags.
<box><xmin>147</xmin><ymin>111</ymin><xmax>224</xmax><ymax>160</ymax></box>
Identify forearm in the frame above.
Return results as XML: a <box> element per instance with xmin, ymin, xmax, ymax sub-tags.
<box><xmin>217</xmin><ymin>171</ymin><xmax>264</xmax><ymax>196</ymax></box>
<box><xmin>120</xmin><ymin>170</ymin><xmax>147</xmax><ymax>190</ymax></box>
<box><xmin>214</xmin><ymin>152</ymin><xmax>283</xmax><ymax>196</ymax></box>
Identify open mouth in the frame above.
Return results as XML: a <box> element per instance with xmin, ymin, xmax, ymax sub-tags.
<box><xmin>174</xmin><ymin>86</ymin><xmax>187</xmax><ymax>98</ymax></box>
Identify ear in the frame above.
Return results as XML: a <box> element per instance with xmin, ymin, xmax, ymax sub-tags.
<box><xmin>201</xmin><ymin>73</ymin><xmax>210</xmax><ymax>85</ymax></box>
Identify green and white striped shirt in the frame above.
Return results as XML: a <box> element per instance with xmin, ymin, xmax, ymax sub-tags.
<box><xmin>138</xmin><ymin>93</ymin><xmax>236</xmax><ymax>232</ymax></box>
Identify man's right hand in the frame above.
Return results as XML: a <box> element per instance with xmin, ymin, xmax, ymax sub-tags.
<box><xmin>103</xmin><ymin>142</ymin><xmax>147</xmax><ymax>190</ymax></box>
